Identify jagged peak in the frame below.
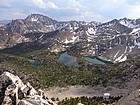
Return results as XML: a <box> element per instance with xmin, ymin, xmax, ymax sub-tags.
<box><xmin>118</xmin><ymin>17</ymin><xmax>140</xmax><ymax>28</ymax></box>
<box><xmin>25</xmin><ymin>14</ymin><xmax>58</xmax><ymax>23</ymax></box>
<box><xmin>26</xmin><ymin>14</ymin><xmax>49</xmax><ymax>19</ymax></box>
<box><xmin>120</xmin><ymin>17</ymin><xmax>132</xmax><ymax>20</ymax></box>
<box><xmin>89</xmin><ymin>21</ymin><xmax>101</xmax><ymax>26</ymax></box>
<box><xmin>119</xmin><ymin>17</ymin><xmax>135</xmax><ymax>23</ymax></box>
<box><xmin>110</xmin><ymin>19</ymin><xmax>119</xmax><ymax>23</ymax></box>
<box><xmin>98</xmin><ymin>19</ymin><xmax>119</xmax><ymax>27</ymax></box>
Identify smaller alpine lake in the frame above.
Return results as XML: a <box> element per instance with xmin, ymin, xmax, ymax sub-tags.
<box><xmin>84</xmin><ymin>56</ymin><xmax>113</xmax><ymax>65</ymax></box>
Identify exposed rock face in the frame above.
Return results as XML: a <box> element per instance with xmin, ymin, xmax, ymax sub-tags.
<box><xmin>0</xmin><ymin>72</ymin><xmax>57</xmax><ymax>105</ymax></box>
<box><xmin>5</xmin><ymin>14</ymin><xmax>58</xmax><ymax>35</ymax></box>
<box><xmin>115</xmin><ymin>89</ymin><xmax>140</xmax><ymax>105</ymax></box>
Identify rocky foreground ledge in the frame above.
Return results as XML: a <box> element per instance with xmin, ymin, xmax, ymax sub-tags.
<box><xmin>0</xmin><ymin>72</ymin><xmax>57</xmax><ymax>105</ymax></box>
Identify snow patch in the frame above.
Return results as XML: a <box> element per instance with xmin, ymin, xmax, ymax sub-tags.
<box><xmin>119</xmin><ymin>56</ymin><xmax>127</xmax><ymax>62</ymax></box>
<box><xmin>134</xmin><ymin>40</ymin><xmax>140</xmax><ymax>48</ymax></box>
<box><xmin>130</xmin><ymin>28</ymin><xmax>140</xmax><ymax>34</ymax></box>
<box><xmin>115</xmin><ymin>46</ymin><xmax>128</xmax><ymax>62</ymax></box>
<box><xmin>119</xmin><ymin>19</ymin><xmax>138</xmax><ymax>28</ymax></box>
<box><xmin>64</xmin><ymin>36</ymin><xmax>78</xmax><ymax>44</ymax></box>
<box><xmin>114</xmin><ymin>50</ymin><xmax>120</xmax><ymax>59</ymax></box>
<box><xmin>31</xmin><ymin>18</ymin><xmax>38</xmax><ymax>22</ymax></box>
<box><xmin>87</xmin><ymin>27</ymin><xmax>95</xmax><ymax>34</ymax></box>
<box><xmin>78</xmin><ymin>103</ymin><xmax>84</xmax><ymax>105</ymax></box>
<box><xmin>124</xmin><ymin>46</ymin><xmax>128</xmax><ymax>54</ymax></box>
<box><xmin>129</xmin><ymin>46</ymin><xmax>135</xmax><ymax>52</ymax></box>
<box><xmin>39</xmin><ymin>34</ymin><xmax>44</xmax><ymax>39</ymax></box>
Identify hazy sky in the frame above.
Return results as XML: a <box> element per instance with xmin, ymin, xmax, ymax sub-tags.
<box><xmin>1</xmin><ymin>0</ymin><xmax>140</xmax><ymax>22</ymax></box>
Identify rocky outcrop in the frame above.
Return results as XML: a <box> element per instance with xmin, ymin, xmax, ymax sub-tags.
<box><xmin>115</xmin><ymin>89</ymin><xmax>140</xmax><ymax>105</ymax></box>
<box><xmin>0</xmin><ymin>72</ymin><xmax>57</xmax><ymax>105</ymax></box>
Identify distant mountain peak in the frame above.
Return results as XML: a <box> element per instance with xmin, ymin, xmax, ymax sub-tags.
<box><xmin>118</xmin><ymin>17</ymin><xmax>140</xmax><ymax>28</ymax></box>
<box><xmin>25</xmin><ymin>14</ymin><xmax>58</xmax><ymax>23</ymax></box>
<box><xmin>26</xmin><ymin>14</ymin><xmax>49</xmax><ymax>18</ymax></box>
<box><xmin>88</xmin><ymin>21</ymin><xmax>101</xmax><ymax>26</ymax></box>
<box><xmin>0</xmin><ymin>20</ymin><xmax>11</xmax><ymax>26</ymax></box>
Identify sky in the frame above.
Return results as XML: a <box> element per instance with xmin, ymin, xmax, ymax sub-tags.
<box><xmin>1</xmin><ymin>0</ymin><xmax>140</xmax><ymax>22</ymax></box>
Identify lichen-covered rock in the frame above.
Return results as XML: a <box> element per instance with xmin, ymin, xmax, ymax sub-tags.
<box><xmin>0</xmin><ymin>72</ymin><xmax>57</xmax><ymax>105</ymax></box>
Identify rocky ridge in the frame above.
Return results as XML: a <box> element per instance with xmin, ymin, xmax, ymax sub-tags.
<box><xmin>115</xmin><ymin>88</ymin><xmax>140</xmax><ymax>105</ymax></box>
<box><xmin>0</xmin><ymin>71</ymin><xmax>57</xmax><ymax>105</ymax></box>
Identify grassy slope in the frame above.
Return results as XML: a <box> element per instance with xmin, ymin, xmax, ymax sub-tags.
<box><xmin>0</xmin><ymin>49</ymin><xmax>139</xmax><ymax>89</ymax></box>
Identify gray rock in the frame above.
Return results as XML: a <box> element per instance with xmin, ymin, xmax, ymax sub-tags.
<box><xmin>0</xmin><ymin>72</ymin><xmax>57</xmax><ymax>105</ymax></box>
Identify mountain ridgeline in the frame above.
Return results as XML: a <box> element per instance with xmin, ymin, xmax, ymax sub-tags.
<box><xmin>0</xmin><ymin>14</ymin><xmax>140</xmax><ymax>62</ymax></box>
<box><xmin>0</xmin><ymin>14</ymin><xmax>140</xmax><ymax>105</ymax></box>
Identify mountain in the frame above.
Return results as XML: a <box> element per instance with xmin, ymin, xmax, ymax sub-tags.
<box><xmin>99</xmin><ymin>18</ymin><xmax>140</xmax><ymax>62</ymax></box>
<box><xmin>0</xmin><ymin>14</ymin><xmax>140</xmax><ymax>105</ymax></box>
<box><xmin>119</xmin><ymin>17</ymin><xmax>140</xmax><ymax>28</ymax></box>
<box><xmin>0</xmin><ymin>20</ymin><xmax>11</xmax><ymax>26</ymax></box>
<box><xmin>1</xmin><ymin>14</ymin><xmax>140</xmax><ymax>62</ymax></box>
<box><xmin>5</xmin><ymin>14</ymin><xmax>88</xmax><ymax>35</ymax></box>
<box><xmin>5</xmin><ymin>14</ymin><xmax>58</xmax><ymax>34</ymax></box>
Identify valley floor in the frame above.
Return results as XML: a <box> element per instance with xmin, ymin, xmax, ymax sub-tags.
<box><xmin>44</xmin><ymin>85</ymin><xmax>131</xmax><ymax>101</ymax></box>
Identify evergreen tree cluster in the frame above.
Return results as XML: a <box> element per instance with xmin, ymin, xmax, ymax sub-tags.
<box><xmin>57</xmin><ymin>96</ymin><xmax>122</xmax><ymax>105</ymax></box>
